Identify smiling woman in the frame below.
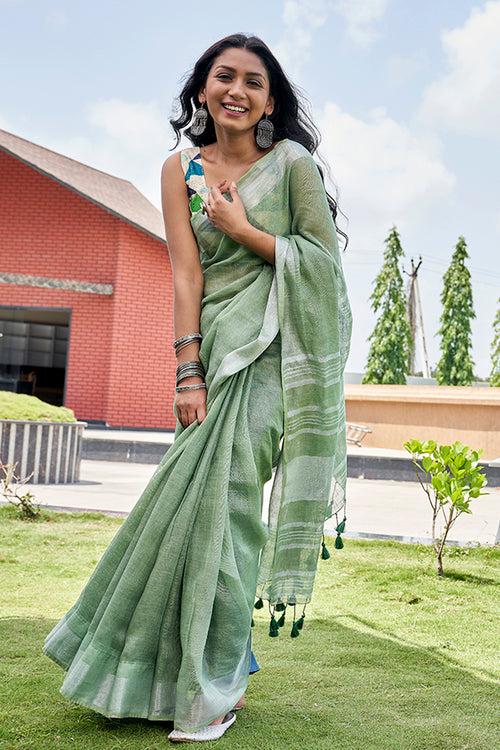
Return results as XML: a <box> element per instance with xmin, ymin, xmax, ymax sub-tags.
<box><xmin>42</xmin><ymin>31</ymin><xmax>352</xmax><ymax>744</ymax></box>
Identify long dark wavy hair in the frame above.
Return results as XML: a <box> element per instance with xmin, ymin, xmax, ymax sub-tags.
<box><xmin>169</xmin><ymin>33</ymin><xmax>348</xmax><ymax>252</ymax></box>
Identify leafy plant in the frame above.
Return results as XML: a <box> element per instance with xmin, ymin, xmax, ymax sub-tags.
<box><xmin>403</xmin><ymin>439</ymin><xmax>488</xmax><ymax>576</ymax></box>
<box><xmin>0</xmin><ymin>461</ymin><xmax>40</xmax><ymax>519</ymax></box>
<box><xmin>435</xmin><ymin>236</ymin><xmax>476</xmax><ymax>385</ymax></box>
<box><xmin>362</xmin><ymin>226</ymin><xmax>412</xmax><ymax>384</ymax></box>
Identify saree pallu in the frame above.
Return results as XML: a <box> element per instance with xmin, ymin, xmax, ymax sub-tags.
<box><xmin>42</xmin><ymin>137</ymin><xmax>352</xmax><ymax>732</ymax></box>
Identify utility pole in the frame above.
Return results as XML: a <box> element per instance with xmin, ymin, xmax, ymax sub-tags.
<box><xmin>404</xmin><ymin>256</ymin><xmax>431</xmax><ymax>378</ymax></box>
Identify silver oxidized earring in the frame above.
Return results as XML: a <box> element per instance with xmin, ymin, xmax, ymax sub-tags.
<box><xmin>191</xmin><ymin>102</ymin><xmax>208</xmax><ymax>136</ymax></box>
<box><xmin>255</xmin><ymin>113</ymin><xmax>274</xmax><ymax>148</ymax></box>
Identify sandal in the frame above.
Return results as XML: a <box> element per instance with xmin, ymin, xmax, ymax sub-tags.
<box><xmin>168</xmin><ymin>711</ymin><xmax>236</xmax><ymax>743</ymax></box>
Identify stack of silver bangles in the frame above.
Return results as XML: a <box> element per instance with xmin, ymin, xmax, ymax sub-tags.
<box><xmin>173</xmin><ymin>332</ymin><xmax>207</xmax><ymax>393</ymax></box>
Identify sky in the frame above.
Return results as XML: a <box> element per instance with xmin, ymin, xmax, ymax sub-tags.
<box><xmin>1</xmin><ymin>0</ymin><xmax>499</xmax><ymax>378</ymax></box>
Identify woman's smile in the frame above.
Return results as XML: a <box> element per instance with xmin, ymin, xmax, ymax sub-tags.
<box><xmin>220</xmin><ymin>101</ymin><xmax>249</xmax><ymax>117</ymax></box>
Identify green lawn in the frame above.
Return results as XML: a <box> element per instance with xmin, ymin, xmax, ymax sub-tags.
<box><xmin>0</xmin><ymin>503</ymin><xmax>498</xmax><ymax>750</ymax></box>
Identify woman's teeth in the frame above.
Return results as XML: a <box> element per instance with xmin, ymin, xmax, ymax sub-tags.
<box><xmin>222</xmin><ymin>104</ymin><xmax>247</xmax><ymax>112</ymax></box>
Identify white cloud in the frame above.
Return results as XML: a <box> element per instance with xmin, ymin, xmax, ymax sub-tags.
<box><xmin>316</xmin><ymin>101</ymin><xmax>456</xmax><ymax>251</ymax></box>
<box><xmin>272</xmin><ymin>0</ymin><xmax>329</xmax><ymax>79</ymax></box>
<box><xmin>419</xmin><ymin>0</ymin><xmax>500</xmax><ymax>137</ymax></box>
<box><xmin>273</xmin><ymin>0</ymin><xmax>391</xmax><ymax>79</ymax></box>
<box><xmin>86</xmin><ymin>98</ymin><xmax>168</xmax><ymax>153</ymax></box>
<box><xmin>333</xmin><ymin>0</ymin><xmax>391</xmax><ymax>47</ymax></box>
<box><xmin>315</xmin><ymin>102</ymin><xmax>456</xmax><ymax>372</ymax></box>
<box><xmin>46</xmin><ymin>98</ymin><xmax>174</xmax><ymax>208</ymax></box>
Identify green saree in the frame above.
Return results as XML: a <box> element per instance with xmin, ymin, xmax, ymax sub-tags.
<box><xmin>42</xmin><ymin>137</ymin><xmax>352</xmax><ymax>732</ymax></box>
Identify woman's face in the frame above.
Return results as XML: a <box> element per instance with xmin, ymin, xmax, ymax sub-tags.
<box><xmin>199</xmin><ymin>47</ymin><xmax>274</xmax><ymax>134</ymax></box>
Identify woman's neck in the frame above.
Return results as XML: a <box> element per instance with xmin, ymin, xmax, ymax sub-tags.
<box><xmin>206</xmin><ymin>129</ymin><xmax>266</xmax><ymax>167</ymax></box>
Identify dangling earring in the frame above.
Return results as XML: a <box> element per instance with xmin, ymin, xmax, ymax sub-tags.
<box><xmin>255</xmin><ymin>113</ymin><xmax>274</xmax><ymax>149</ymax></box>
<box><xmin>191</xmin><ymin>102</ymin><xmax>208</xmax><ymax>136</ymax></box>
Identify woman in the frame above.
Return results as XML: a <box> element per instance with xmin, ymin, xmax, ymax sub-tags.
<box><xmin>42</xmin><ymin>33</ymin><xmax>352</xmax><ymax>743</ymax></box>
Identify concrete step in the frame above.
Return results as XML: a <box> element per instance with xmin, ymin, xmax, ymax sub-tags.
<box><xmin>81</xmin><ymin>430</ymin><xmax>500</xmax><ymax>487</ymax></box>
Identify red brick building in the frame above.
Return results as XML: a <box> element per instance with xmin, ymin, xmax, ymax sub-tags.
<box><xmin>0</xmin><ymin>128</ymin><xmax>178</xmax><ymax>429</ymax></box>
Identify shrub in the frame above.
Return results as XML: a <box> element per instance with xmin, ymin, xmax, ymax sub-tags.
<box><xmin>0</xmin><ymin>391</ymin><xmax>76</xmax><ymax>422</ymax></box>
<box><xmin>403</xmin><ymin>439</ymin><xmax>489</xmax><ymax>576</ymax></box>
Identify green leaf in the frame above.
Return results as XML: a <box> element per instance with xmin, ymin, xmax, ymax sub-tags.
<box><xmin>404</xmin><ymin>439</ymin><xmax>422</xmax><ymax>454</ymax></box>
<box><xmin>422</xmin><ymin>456</ymin><xmax>434</xmax><ymax>472</ymax></box>
<box><xmin>422</xmin><ymin>440</ymin><xmax>437</xmax><ymax>453</ymax></box>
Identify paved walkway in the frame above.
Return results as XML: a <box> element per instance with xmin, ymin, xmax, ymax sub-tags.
<box><xmin>4</xmin><ymin>459</ymin><xmax>498</xmax><ymax>546</ymax></box>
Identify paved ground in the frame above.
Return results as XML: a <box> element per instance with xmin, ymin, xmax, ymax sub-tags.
<box><xmin>4</xmin><ymin>459</ymin><xmax>498</xmax><ymax>546</ymax></box>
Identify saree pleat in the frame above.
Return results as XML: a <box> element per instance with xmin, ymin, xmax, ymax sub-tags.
<box><xmin>43</xmin><ymin>332</ymin><xmax>283</xmax><ymax>731</ymax></box>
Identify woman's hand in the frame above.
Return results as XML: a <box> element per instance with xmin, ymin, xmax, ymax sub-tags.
<box><xmin>203</xmin><ymin>180</ymin><xmax>251</xmax><ymax>242</ymax></box>
<box><xmin>175</xmin><ymin>377</ymin><xmax>207</xmax><ymax>428</ymax></box>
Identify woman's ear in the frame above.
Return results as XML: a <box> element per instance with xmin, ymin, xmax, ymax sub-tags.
<box><xmin>266</xmin><ymin>95</ymin><xmax>275</xmax><ymax>117</ymax></box>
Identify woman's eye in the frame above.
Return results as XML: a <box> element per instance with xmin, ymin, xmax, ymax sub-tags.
<box><xmin>215</xmin><ymin>73</ymin><xmax>261</xmax><ymax>87</ymax></box>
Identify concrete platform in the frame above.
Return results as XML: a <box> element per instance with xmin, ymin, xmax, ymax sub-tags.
<box><xmin>4</xmin><ymin>458</ymin><xmax>499</xmax><ymax>547</ymax></box>
<box><xmin>80</xmin><ymin>429</ymin><xmax>500</xmax><ymax>487</ymax></box>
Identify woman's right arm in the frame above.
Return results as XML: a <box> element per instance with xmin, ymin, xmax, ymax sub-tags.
<box><xmin>160</xmin><ymin>152</ymin><xmax>206</xmax><ymax>428</ymax></box>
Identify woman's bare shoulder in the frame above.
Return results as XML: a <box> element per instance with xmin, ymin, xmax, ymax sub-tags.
<box><xmin>161</xmin><ymin>151</ymin><xmax>183</xmax><ymax>182</ymax></box>
<box><xmin>160</xmin><ymin>151</ymin><xmax>189</xmax><ymax>223</ymax></box>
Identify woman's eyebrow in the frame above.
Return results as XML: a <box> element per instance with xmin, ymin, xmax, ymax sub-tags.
<box><xmin>214</xmin><ymin>65</ymin><xmax>265</xmax><ymax>79</ymax></box>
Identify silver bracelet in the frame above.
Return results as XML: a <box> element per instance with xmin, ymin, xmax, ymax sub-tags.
<box><xmin>176</xmin><ymin>361</ymin><xmax>205</xmax><ymax>386</ymax></box>
<box><xmin>176</xmin><ymin>360</ymin><xmax>205</xmax><ymax>374</ymax></box>
<box><xmin>173</xmin><ymin>333</ymin><xmax>202</xmax><ymax>351</ymax></box>
<box><xmin>175</xmin><ymin>382</ymin><xmax>207</xmax><ymax>393</ymax></box>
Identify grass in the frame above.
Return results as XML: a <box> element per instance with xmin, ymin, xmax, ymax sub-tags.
<box><xmin>0</xmin><ymin>503</ymin><xmax>498</xmax><ymax>750</ymax></box>
<box><xmin>0</xmin><ymin>390</ymin><xmax>76</xmax><ymax>422</ymax></box>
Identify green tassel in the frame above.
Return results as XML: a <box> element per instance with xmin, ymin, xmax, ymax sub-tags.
<box><xmin>275</xmin><ymin>602</ymin><xmax>286</xmax><ymax>612</ymax></box>
<box><xmin>321</xmin><ymin>541</ymin><xmax>331</xmax><ymax>560</ymax></box>
<box><xmin>296</xmin><ymin>614</ymin><xmax>305</xmax><ymax>630</ymax></box>
<box><xmin>251</xmin><ymin>617</ymin><xmax>255</xmax><ymax>627</ymax></box>
<box><xmin>290</xmin><ymin>620</ymin><xmax>300</xmax><ymax>638</ymax></box>
<box><xmin>335</xmin><ymin>533</ymin><xmax>344</xmax><ymax>549</ymax></box>
<box><xmin>269</xmin><ymin>615</ymin><xmax>279</xmax><ymax>637</ymax></box>
<box><xmin>254</xmin><ymin>597</ymin><xmax>264</xmax><ymax>609</ymax></box>
<box><xmin>336</xmin><ymin>518</ymin><xmax>346</xmax><ymax>534</ymax></box>
<box><xmin>277</xmin><ymin>611</ymin><xmax>286</xmax><ymax>627</ymax></box>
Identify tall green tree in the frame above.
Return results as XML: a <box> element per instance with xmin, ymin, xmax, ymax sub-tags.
<box><xmin>435</xmin><ymin>236</ymin><xmax>476</xmax><ymax>385</ymax></box>
<box><xmin>490</xmin><ymin>298</ymin><xmax>500</xmax><ymax>387</ymax></box>
<box><xmin>363</xmin><ymin>226</ymin><xmax>412</xmax><ymax>384</ymax></box>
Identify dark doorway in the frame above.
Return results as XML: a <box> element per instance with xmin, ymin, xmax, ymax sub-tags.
<box><xmin>0</xmin><ymin>306</ymin><xmax>71</xmax><ymax>406</ymax></box>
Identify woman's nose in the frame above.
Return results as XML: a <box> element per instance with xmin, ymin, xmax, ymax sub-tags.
<box><xmin>227</xmin><ymin>78</ymin><xmax>246</xmax><ymax>98</ymax></box>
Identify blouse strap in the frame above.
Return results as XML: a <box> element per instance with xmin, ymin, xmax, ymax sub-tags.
<box><xmin>180</xmin><ymin>146</ymin><xmax>207</xmax><ymax>216</ymax></box>
<box><xmin>180</xmin><ymin>146</ymin><xmax>202</xmax><ymax>183</ymax></box>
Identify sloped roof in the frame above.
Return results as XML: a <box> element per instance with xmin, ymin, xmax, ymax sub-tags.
<box><xmin>0</xmin><ymin>127</ymin><xmax>166</xmax><ymax>243</ymax></box>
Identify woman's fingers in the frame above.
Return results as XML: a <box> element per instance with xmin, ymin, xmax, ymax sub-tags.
<box><xmin>176</xmin><ymin>397</ymin><xmax>206</xmax><ymax>427</ymax></box>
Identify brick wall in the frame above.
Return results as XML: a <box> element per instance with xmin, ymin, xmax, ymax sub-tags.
<box><xmin>0</xmin><ymin>150</ymin><xmax>176</xmax><ymax>428</ymax></box>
